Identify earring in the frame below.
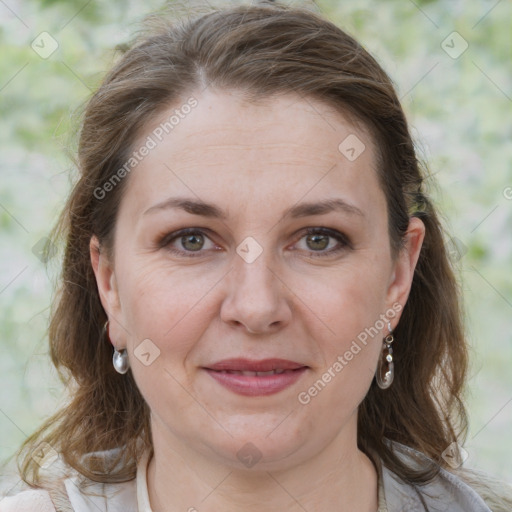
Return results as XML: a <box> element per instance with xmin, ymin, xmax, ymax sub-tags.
<box><xmin>103</xmin><ymin>320</ymin><xmax>130</xmax><ymax>374</ymax></box>
<box><xmin>113</xmin><ymin>348</ymin><xmax>130</xmax><ymax>374</ymax></box>
<box><xmin>376</xmin><ymin>322</ymin><xmax>394</xmax><ymax>390</ymax></box>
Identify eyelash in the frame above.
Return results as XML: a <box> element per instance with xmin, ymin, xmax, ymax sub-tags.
<box><xmin>158</xmin><ymin>227</ymin><xmax>352</xmax><ymax>259</ymax></box>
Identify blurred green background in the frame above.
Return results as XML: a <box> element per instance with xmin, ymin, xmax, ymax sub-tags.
<box><xmin>1</xmin><ymin>0</ymin><xmax>511</xmax><ymax>486</ymax></box>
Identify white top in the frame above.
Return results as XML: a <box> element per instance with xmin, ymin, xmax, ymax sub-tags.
<box><xmin>136</xmin><ymin>450</ymin><xmax>153</xmax><ymax>512</ymax></box>
<box><xmin>0</xmin><ymin>441</ymin><xmax>498</xmax><ymax>511</ymax></box>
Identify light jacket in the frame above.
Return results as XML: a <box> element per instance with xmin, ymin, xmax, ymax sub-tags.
<box><xmin>2</xmin><ymin>441</ymin><xmax>511</xmax><ymax>511</ymax></box>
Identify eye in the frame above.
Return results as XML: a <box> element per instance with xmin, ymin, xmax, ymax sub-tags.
<box><xmin>158</xmin><ymin>226</ymin><xmax>351</xmax><ymax>258</ymax></box>
<box><xmin>294</xmin><ymin>227</ymin><xmax>351</xmax><ymax>257</ymax></box>
<box><xmin>158</xmin><ymin>228</ymin><xmax>218</xmax><ymax>257</ymax></box>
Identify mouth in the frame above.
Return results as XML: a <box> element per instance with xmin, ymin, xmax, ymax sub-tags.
<box><xmin>213</xmin><ymin>369</ymin><xmax>296</xmax><ymax>376</ymax></box>
<box><xmin>203</xmin><ymin>358</ymin><xmax>309</xmax><ymax>397</ymax></box>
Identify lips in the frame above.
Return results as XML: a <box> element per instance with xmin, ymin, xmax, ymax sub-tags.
<box><xmin>207</xmin><ymin>358</ymin><xmax>306</xmax><ymax>372</ymax></box>
<box><xmin>203</xmin><ymin>358</ymin><xmax>308</xmax><ymax>397</ymax></box>
<box><xmin>215</xmin><ymin>369</ymin><xmax>290</xmax><ymax>376</ymax></box>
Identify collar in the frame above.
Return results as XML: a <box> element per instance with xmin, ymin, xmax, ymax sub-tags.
<box><xmin>136</xmin><ymin>450</ymin><xmax>152</xmax><ymax>512</ymax></box>
<box><xmin>64</xmin><ymin>441</ymin><xmax>491</xmax><ymax>511</ymax></box>
<box><xmin>379</xmin><ymin>441</ymin><xmax>491</xmax><ymax>511</ymax></box>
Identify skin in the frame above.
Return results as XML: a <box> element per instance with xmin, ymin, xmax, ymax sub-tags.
<box><xmin>91</xmin><ymin>88</ymin><xmax>425</xmax><ymax>511</ymax></box>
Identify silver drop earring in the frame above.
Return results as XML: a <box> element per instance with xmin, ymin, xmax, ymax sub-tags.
<box><xmin>376</xmin><ymin>322</ymin><xmax>394</xmax><ymax>390</ymax></box>
<box><xmin>113</xmin><ymin>348</ymin><xmax>130</xmax><ymax>374</ymax></box>
<box><xmin>104</xmin><ymin>320</ymin><xmax>130</xmax><ymax>374</ymax></box>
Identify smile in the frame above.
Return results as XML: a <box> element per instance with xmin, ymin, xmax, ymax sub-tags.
<box><xmin>203</xmin><ymin>358</ymin><xmax>308</xmax><ymax>396</ymax></box>
<box><xmin>215</xmin><ymin>369</ymin><xmax>291</xmax><ymax>376</ymax></box>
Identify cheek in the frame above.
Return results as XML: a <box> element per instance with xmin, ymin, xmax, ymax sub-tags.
<box><xmin>296</xmin><ymin>259</ymin><xmax>389</xmax><ymax>398</ymax></box>
<box><xmin>304</xmin><ymin>257</ymin><xmax>390</xmax><ymax>341</ymax></box>
<box><xmin>115</xmin><ymin>256</ymin><xmax>219</xmax><ymax>354</ymax></box>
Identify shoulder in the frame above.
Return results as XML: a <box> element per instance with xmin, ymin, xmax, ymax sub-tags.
<box><xmin>451</xmin><ymin>465</ymin><xmax>512</xmax><ymax>512</ymax></box>
<box><xmin>0</xmin><ymin>489</ymin><xmax>56</xmax><ymax>512</ymax></box>
<box><xmin>381</xmin><ymin>440</ymin><xmax>512</xmax><ymax>512</ymax></box>
<box><xmin>1</xmin><ymin>475</ymin><xmax>136</xmax><ymax>512</ymax></box>
<box><xmin>1</xmin><ymin>447</ymin><xmax>139</xmax><ymax>512</ymax></box>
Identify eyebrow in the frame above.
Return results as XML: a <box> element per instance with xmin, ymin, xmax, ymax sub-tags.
<box><xmin>143</xmin><ymin>197</ymin><xmax>364</xmax><ymax>219</ymax></box>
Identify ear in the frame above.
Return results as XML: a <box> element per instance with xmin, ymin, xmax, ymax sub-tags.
<box><xmin>90</xmin><ymin>235</ymin><xmax>124</xmax><ymax>347</ymax></box>
<box><xmin>385</xmin><ymin>217</ymin><xmax>425</xmax><ymax>326</ymax></box>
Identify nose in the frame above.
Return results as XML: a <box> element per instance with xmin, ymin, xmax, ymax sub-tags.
<box><xmin>220</xmin><ymin>248</ymin><xmax>292</xmax><ymax>335</ymax></box>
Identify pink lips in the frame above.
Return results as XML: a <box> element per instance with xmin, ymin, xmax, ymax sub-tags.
<box><xmin>203</xmin><ymin>358</ymin><xmax>308</xmax><ymax>396</ymax></box>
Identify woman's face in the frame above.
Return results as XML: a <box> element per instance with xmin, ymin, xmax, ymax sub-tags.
<box><xmin>91</xmin><ymin>89</ymin><xmax>424</xmax><ymax>471</ymax></box>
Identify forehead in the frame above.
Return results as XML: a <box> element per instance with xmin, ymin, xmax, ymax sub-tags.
<box><xmin>120</xmin><ymin>88</ymin><xmax>381</xmax><ymax>222</ymax></box>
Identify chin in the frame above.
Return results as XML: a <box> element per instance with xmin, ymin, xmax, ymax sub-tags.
<box><xmin>198</xmin><ymin>414</ymin><xmax>312</xmax><ymax>470</ymax></box>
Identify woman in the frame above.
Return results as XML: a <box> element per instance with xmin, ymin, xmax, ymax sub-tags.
<box><xmin>2</xmin><ymin>2</ymin><xmax>511</xmax><ymax>511</ymax></box>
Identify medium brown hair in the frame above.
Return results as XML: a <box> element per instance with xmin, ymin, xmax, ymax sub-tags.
<box><xmin>18</xmin><ymin>1</ymin><xmax>468</xmax><ymax>486</ymax></box>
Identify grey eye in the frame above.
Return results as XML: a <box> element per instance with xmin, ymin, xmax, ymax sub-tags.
<box><xmin>180</xmin><ymin>233</ymin><xmax>205</xmax><ymax>251</ymax></box>
<box><xmin>305</xmin><ymin>233</ymin><xmax>330</xmax><ymax>251</ymax></box>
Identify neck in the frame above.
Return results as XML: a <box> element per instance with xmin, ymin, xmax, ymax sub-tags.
<box><xmin>146</xmin><ymin>418</ymin><xmax>378</xmax><ymax>512</ymax></box>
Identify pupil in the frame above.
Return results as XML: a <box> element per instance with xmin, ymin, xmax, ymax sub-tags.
<box><xmin>182</xmin><ymin>234</ymin><xmax>203</xmax><ymax>251</ymax></box>
<box><xmin>307</xmin><ymin>234</ymin><xmax>328</xmax><ymax>251</ymax></box>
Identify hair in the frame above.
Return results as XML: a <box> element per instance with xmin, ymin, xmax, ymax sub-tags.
<box><xmin>18</xmin><ymin>0</ymin><xmax>470</xmax><ymax>489</ymax></box>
